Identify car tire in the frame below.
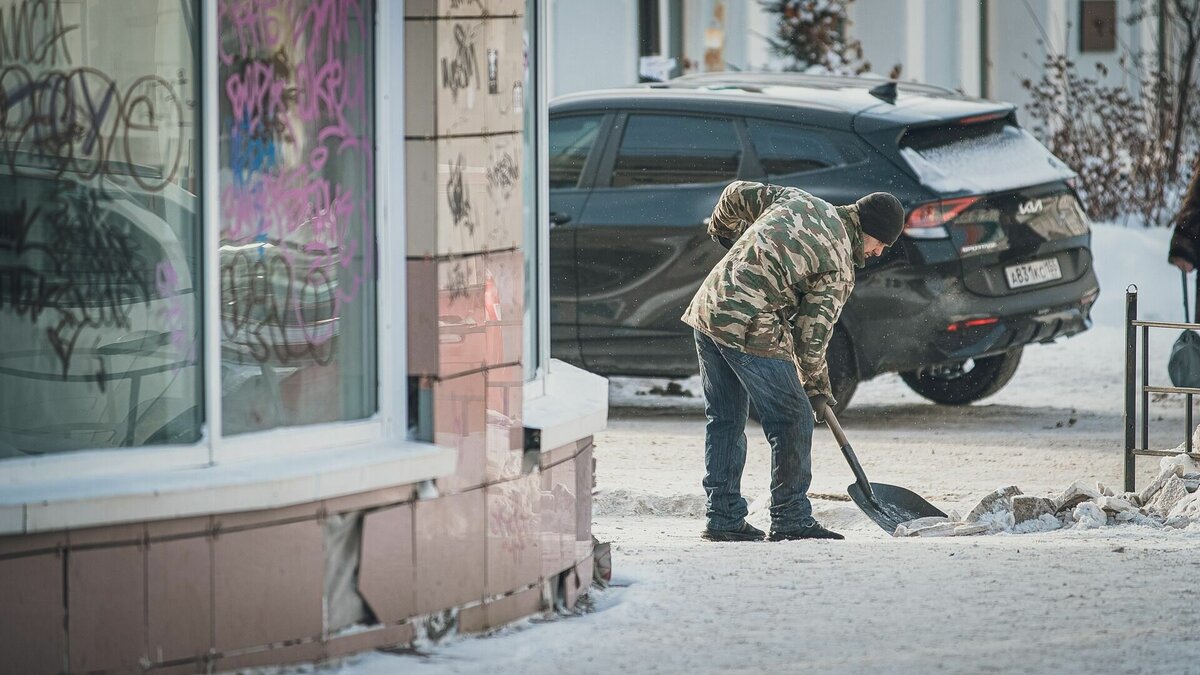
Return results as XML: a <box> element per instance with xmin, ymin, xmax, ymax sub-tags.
<box><xmin>900</xmin><ymin>347</ymin><xmax>1023</xmax><ymax>406</ymax></box>
<box><xmin>826</xmin><ymin>328</ymin><xmax>858</xmax><ymax>416</ymax></box>
<box><xmin>749</xmin><ymin>328</ymin><xmax>858</xmax><ymax>421</ymax></box>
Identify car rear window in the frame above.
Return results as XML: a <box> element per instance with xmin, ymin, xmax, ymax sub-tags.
<box><xmin>899</xmin><ymin>120</ymin><xmax>1075</xmax><ymax>194</ymax></box>
<box><xmin>610</xmin><ymin>114</ymin><xmax>741</xmax><ymax>187</ymax></box>
<box><xmin>549</xmin><ymin>114</ymin><xmax>604</xmax><ymax>189</ymax></box>
<box><xmin>745</xmin><ymin>118</ymin><xmax>865</xmax><ymax>178</ymax></box>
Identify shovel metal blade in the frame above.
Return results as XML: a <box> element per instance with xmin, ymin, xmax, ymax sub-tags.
<box><xmin>848</xmin><ymin>482</ymin><xmax>947</xmax><ymax>534</ymax></box>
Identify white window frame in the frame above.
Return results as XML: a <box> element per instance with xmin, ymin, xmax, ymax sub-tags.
<box><xmin>521</xmin><ymin>0</ymin><xmax>609</xmax><ymax>450</ymax></box>
<box><xmin>0</xmin><ymin>0</ymin><xmax>454</xmax><ymax>535</ymax></box>
<box><xmin>526</xmin><ymin>0</ymin><xmax>551</xmax><ymax>392</ymax></box>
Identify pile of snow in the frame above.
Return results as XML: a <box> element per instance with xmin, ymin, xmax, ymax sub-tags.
<box><xmin>894</xmin><ymin>453</ymin><xmax>1200</xmax><ymax>537</ymax></box>
<box><xmin>593</xmin><ymin>488</ymin><xmax>707</xmax><ymax>518</ymax></box>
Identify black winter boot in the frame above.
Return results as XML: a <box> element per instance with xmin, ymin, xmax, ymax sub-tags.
<box><xmin>701</xmin><ymin>521</ymin><xmax>766</xmax><ymax>542</ymax></box>
<box><xmin>768</xmin><ymin>522</ymin><xmax>844</xmax><ymax>541</ymax></box>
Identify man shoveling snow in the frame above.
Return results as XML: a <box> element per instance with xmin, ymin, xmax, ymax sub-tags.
<box><xmin>893</xmin><ymin>453</ymin><xmax>1200</xmax><ymax>537</ymax></box>
<box><xmin>682</xmin><ymin>180</ymin><xmax>904</xmax><ymax>542</ymax></box>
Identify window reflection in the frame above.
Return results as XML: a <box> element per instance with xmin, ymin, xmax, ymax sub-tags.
<box><xmin>611</xmin><ymin>115</ymin><xmax>741</xmax><ymax>187</ymax></box>
<box><xmin>217</xmin><ymin>0</ymin><xmax>376</xmax><ymax>434</ymax></box>
<box><xmin>0</xmin><ymin>0</ymin><xmax>202</xmax><ymax>457</ymax></box>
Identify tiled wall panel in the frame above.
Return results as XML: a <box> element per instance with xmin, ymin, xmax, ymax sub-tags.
<box><xmin>0</xmin><ymin>554</ymin><xmax>64</xmax><ymax>674</ymax></box>
<box><xmin>213</xmin><ymin>521</ymin><xmax>324</xmax><ymax>653</ymax></box>
<box><xmin>406</xmin><ymin>0</ymin><xmax>523</xmax><ymax>18</ymax></box>
<box><xmin>414</xmin><ymin>489</ymin><xmax>486</xmax><ymax>613</ymax></box>
<box><xmin>554</xmin><ymin>457</ymin><xmax>578</xmax><ymax>573</ymax></box>
<box><xmin>68</xmin><ymin>546</ymin><xmax>146</xmax><ymax>672</ymax></box>
<box><xmin>407</xmin><ymin>258</ymin><xmax>440</xmax><ymax>374</ymax></box>
<box><xmin>575</xmin><ymin>444</ymin><xmax>594</xmax><ymax>561</ymax></box>
<box><xmin>358</xmin><ymin>504</ymin><xmax>417</xmax><ymax>624</ymax></box>
<box><xmin>484</xmin><ymin>249</ymin><xmax>525</xmax><ymax>367</ymax></box>
<box><xmin>434</xmin><ymin>370</ymin><xmax>488</xmax><ymax>491</ymax></box>
<box><xmin>409</xmin><ymin>251</ymin><xmax>523</xmax><ymax>378</ymax></box>
<box><xmin>486</xmin><ymin>17</ymin><xmax>526</xmax><ymax>135</ymax></box>
<box><xmin>406</xmin><ymin>135</ymin><xmax>524</xmax><ymax>259</ymax></box>
<box><xmin>405</xmin><ymin>19</ymin><xmax>524</xmax><ymax>137</ymax></box>
<box><xmin>486</xmin><ymin>473</ymin><xmax>541</xmax><ymax>596</ymax></box>
<box><xmin>540</xmin><ymin>452</ymin><xmax>577</xmax><ymax>579</ymax></box>
<box><xmin>148</xmin><ymin>537</ymin><xmax>213</xmax><ymax>664</ymax></box>
<box><xmin>486</xmin><ymin>364</ymin><xmax>524</xmax><ymax>483</ymax></box>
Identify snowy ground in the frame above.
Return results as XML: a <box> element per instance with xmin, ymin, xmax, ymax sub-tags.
<box><xmin>328</xmin><ymin>224</ymin><xmax>1200</xmax><ymax>674</ymax></box>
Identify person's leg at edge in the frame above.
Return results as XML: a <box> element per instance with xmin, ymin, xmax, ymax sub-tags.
<box><xmin>695</xmin><ymin>329</ymin><xmax>751</xmax><ymax>532</ymax></box>
<box><xmin>718</xmin><ymin>347</ymin><xmax>815</xmax><ymax>532</ymax></box>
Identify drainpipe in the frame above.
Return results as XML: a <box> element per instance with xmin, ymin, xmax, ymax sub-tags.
<box><xmin>1157</xmin><ymin>0</ymin><xmax>1167</xmax><ymax>137</ymax></box>
<box><xmin>1158</xmin><ymin>0</ymin><xmax>1167</xmax><ymax>75</ymax></box>
<box><xmin>979</xmin><ymin>0</ymin><xmax>990</xmax><ymax>98</ymax></box>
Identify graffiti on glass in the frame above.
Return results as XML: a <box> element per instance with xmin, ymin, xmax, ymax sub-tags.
<box><xmin>218</xmin><ymin>0</ymin><xmax>373</xmax><ymax>367</ymax></box>
<box><xmin>0</xmin><ymin>0</ymin><xmax>77</xmax><ymax>67</ymax></box>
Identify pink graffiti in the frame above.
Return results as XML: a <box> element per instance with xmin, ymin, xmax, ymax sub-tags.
<box><xmin>221</xmin><ymin>164</ymin><xmax>334</xmax><ymax>242</ymax></box>
<box><xmin>155</xmin><ymin>261</ymin><xmax>197</xmax><ymax>365</ymax></box>
<box><xmin>217</xmin><ymin>0</ymin><xmax>283</xmax><ymax>66</ymax></box>
<box><xmin>218</xmin><ymin>0</ymin><xmax>374</xmax><ymax>361</ymax></box>
<box><xmin>225</xmin><ymin>60</ymin><xmax>291</xmax><ymax>132</ymax></box>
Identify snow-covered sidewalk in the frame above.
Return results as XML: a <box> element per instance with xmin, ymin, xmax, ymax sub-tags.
<box><xmin>328</xmin><ymin>224</ymin><xmax>1200</xmax><ymax>674</ymax></box>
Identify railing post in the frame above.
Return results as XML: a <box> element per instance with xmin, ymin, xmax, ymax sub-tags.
<box><xmin>1124</xmin><ymin>287</ymin><xmax>1138</xmax><ymax>493</ymax></box>
<box><xmin>1188</xmin><ymin>395</ymin><xmax>1194</xmax><ymax>455</ymax></box>
<box><xmin>1142</xmin><ymin>325</ymin><xmax>1149</xmax><ymax>452</ymax></box>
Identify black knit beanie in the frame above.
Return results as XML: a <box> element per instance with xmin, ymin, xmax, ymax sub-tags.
<box><xmin>855</xmin><ymin>192</ymin><xmax>905</xmax><ymax>245</ymax></box>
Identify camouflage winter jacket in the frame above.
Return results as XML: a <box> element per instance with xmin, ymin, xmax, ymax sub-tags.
<box><xmin>682</xmin><ymin>181</ymin><xmax>865</xmax><ymax>402</ymax></box>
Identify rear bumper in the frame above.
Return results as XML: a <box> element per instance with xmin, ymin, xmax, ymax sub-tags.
<box><xmin>932</xmin><ymin>295</ymin><xmax>1094</xmax><ymax>360</ymax></box>
<box><xmin>858</xmin><ymin>265</ymin><xmax>1099</xmax><ymax>376</ymax></box>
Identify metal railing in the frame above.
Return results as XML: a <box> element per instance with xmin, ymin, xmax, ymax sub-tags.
<box><xmin>1124</xmin><ymin>286</ymin><xmax>1200</xmax><ymax>491</ymax></box>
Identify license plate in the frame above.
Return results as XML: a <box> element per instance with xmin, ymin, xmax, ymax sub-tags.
<box><xmin>1005</xmin><ymin>258</ymin><xmax>1062</xmax><ymax>289</ymax></box>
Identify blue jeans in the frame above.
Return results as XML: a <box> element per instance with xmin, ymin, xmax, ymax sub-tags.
<box><xmin>695</xmin><ymin>329</ymin><xmax>815</xmax><ymax>532</ymax></box>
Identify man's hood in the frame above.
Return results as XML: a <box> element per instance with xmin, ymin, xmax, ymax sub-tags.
<box><xmin>835</xmin><ymin>204</ymin><xmax>866</xmax><ymax>268</ymax></box>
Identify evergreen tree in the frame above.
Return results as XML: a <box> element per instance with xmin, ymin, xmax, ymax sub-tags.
<box><xmin>759</xmin><ymin>0</ymin><xmax>871</xmax><ymax>75</ymax></box>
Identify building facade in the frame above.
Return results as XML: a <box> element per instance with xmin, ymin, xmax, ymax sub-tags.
<box><xmin>550</xmin><ymin>0</ymin><xmax>1167</xmax><ymax>119</ymax></box>
<box><xmin>0</xmin><ymin>0</ymin><xmax>607</xmax><ymax>672</ymax></box>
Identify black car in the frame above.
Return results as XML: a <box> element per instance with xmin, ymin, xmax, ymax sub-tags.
<box><xmin>548</xmin><ymin>73</ymin><xmax>1099</xmax><ymax>412</ymax></box>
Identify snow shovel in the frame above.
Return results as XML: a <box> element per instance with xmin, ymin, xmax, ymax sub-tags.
<box><xmin>822</xmin><ymin>403</ymin><xmax>946</xmax><ymax>533</ymax></box>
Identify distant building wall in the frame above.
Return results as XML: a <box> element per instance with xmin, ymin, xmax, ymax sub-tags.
<box><xmin>549</xmin><ymin>0</ymin><xmax>639</xmax><ymax>97</ymax></box>
<box><xmin>549</xmin><ymin>0</ymin><xmax>1165</xmax><ymax>119</ymax></box>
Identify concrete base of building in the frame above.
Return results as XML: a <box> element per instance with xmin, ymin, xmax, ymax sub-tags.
<box><xmin>0</xmin><ymin>438</ymin><xmax>597</xmax><ymax>674</ymax></box>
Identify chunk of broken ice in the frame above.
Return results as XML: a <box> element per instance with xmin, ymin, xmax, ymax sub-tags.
<box><xmin>1073</xmin><ymin>502</ymin><xmax>1106</xmax><ymax>529</ymax></box>
<box><xmin>966</xmin><ymin>486</ymin><xmax>1022</xmax><ymax>523</ymax></box>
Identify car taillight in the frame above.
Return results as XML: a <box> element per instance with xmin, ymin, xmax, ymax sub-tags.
<box><xmin>946</xmin><ymin>317</ymin><xmax>999</xmax><ymax>332</ymax></box>
<box><xmin>904</xmin><ymin>196</ymin><xmax>982</xmax><ymax>239</ymax></box>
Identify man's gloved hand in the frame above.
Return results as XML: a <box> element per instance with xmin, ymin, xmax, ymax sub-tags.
<box><xmin>809</xmin><ymin>395</ymin><xmax>829</xmax><ymax>423</ymax></box>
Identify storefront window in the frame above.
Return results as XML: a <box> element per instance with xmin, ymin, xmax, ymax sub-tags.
<box><xmin>0</xmin><ymin>0</ymin><xmax>203</xmax><ymax>457</ymax></box>
<box><xmin>217</xmin><ymin>0</ymin><xmax>376</xmax><ymax>434</ymax></box>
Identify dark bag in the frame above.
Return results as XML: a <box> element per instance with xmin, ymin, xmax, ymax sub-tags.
<box><xmin>1168</xmin><ymin>270</ymin><xmax>1200</xmax><ymax>388</ymax></box>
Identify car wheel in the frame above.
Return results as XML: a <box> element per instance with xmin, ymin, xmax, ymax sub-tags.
<box><xmin>749</xmin><ymin>328</ymin><xmax>858</xmax><ymax>421</ymax></box>
<box><xmin>900</xmin><ymin>347</ymin><xmax>1023</xmax><ymax>405</ymax></box>
<box><xmin>827</xmin><ymin>328</ymin><xmax>858</xmax><ymax>416</ymax></box>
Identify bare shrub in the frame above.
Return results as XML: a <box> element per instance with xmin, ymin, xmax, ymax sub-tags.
<box><xmin>1022</xmin><ymin>2</ymin><xmax>1200</xmax><ymax>225</ymax></box>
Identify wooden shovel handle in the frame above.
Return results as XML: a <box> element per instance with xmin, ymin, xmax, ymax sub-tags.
<box><xmin>821</xmin><ymin>403</ymin><xmax>876</xmax><ymax>502</ymax></box>
<box><xmin>822</xmin><ymin>402</ymin><xmax>851</xmax><ymax>448</ymax></box>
